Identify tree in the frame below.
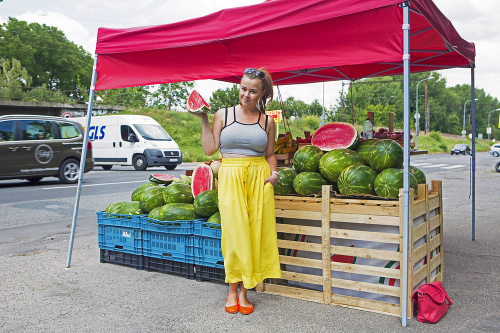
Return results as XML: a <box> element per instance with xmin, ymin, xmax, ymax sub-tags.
<box><xmin>0</xmin><ymin>58</ymin><xmax>32</xmax><ymax>100</ymax></box>
<box><xmin>150</xmin><ymin>82</ymin><xmax>194</xmax><ymax>109</ymax></box>
<box><xmin>209</xmin><ymin>84</ymin><xmax>240</xmax><ymax>112</ymax></box>
<box><xmin>96</xmin><ymin>86</ymin><xmax>149</xmax><ymax>108</ymax></box>
<box><xmin>0</xmin><ymin>18</ymin><xmax>93</xmax><ymax>93</ymax></box>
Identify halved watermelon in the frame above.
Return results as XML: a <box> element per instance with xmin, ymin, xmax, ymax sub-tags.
<box><xmin>187</xmin><ymin>90</ymin><xmax>211</xmax><ymax>113</ymax></box>
<box><xmin>191</xmin><ymin>164</ymin><xmax>214</xmax><ymax>197</ymax></box>
<box><xmin>149</xmin><ymin>174</ymin><xmax>175</xmax><ymax>185</ymax></box>
<box><xmin>311</xmin><ymin>122</ymin><xmax>359</xmax><ymax>151</ymax></box>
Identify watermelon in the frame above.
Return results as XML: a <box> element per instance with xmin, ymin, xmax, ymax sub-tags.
<box><xmin>105</xmin><ymin>201</ymin><xmax>128</xmax><ymax>214</ymax></box>
<box><xmin>293</xmin><ymin>172</ymin><xmax>329</xmax><ymax>196</ymax></box>
<box><xmin>149</xmin><ymin>174</ymin><xmax>175</xmax><ymax>185</ymax></box>
<box><xmin>191</xmin><ymin>164</ymin><xmax>214</xmax><ymax>197</ymax></box>
<box><xmin>171</xmin><ymin>175</ymin><xmax>192</xmax><ymax>185</ymax></box>
<box><xmin>148</xmin><ymin>206</ymin><xmax>163</xmax><ymax>220</ymax></box>
<box><xmin>318</xmin><ymin>148</ymin><xmax>366</xmax><ymax>182</ymax></box>
<box><xmin>292</xmin><ymin>145</ymin><xmax>324</xmax><ymax>173</ymax></box>
<box><xmin>139</xmin><ymin>186</ymin><xmax>166</xmax><ymax>212</ymax></box>
<box><xmin>274</xmin><ymin>167</ymin><xmax>298</xmax><ymax>195</ymax></box>
<box><xmin>193</xmin><ymin>189</ymin><xmax>219</xmax><ymax>216</ymax></box>
<box><xmin>374</xmin><ymin>168</ymin><xmax>418</xmax><ymax>199</ymax></box>
<box><xmin>164</xmin><ymin>183</ymin><xmax>194</xmax><ymax>204</ymax></box>
<box><xmin>187</xmin><ymin>90</ymin><xmax>211</xmax><ymax>113</ymax></box>
<box><xmin>337</xmin><ymin>165</ymin><xmax>378</xmax><ymax>196</ymax></box>
<box><xmin>355</xmin><ymin>139</ymin><xmax>379</xmax><ymax>165</ymax></box>
<box><xmin>207</xmin><ymin>211</ymin><xmax>222</xmax><ymax>229</ymax></box>
<box><xmin>410</xmin><ymin>166</ymin><xmax>426</xmax><ymax>184</ymax></box>
<box><xmin>311</xmin><ymin>122</ymin><xmax>360</xmax><ymax>151</ymax></box>
<box><xmin>368</xmin><ymin>139</ymin><xmax>404</xmax><ymax>172</ymax></box>
<box><xmin>119</xmin><ymin>201</ymin><xmax>144</xmax><ymax>215</ymax></box>
<box><xmin>156</xmin><ymin>203</ymin><xmax>198</xmax><ymax>221</ymax></box>
<box><xmin>131</xmin><ymin>182</ymin><xmax>159</xmax><ymax>201</ymax></box>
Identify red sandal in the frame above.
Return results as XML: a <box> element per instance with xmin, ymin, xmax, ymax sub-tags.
<box><xmin>225</xmin><ymin>297</ymin><xmax>239</xmax><ymax>314</ymax></box>
<box><xmin>239</xmin><ymin>301</ymin><xmax>253</xmax><ymax>315</ymax></box>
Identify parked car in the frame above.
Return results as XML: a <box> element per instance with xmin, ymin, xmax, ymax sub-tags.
<box><xmin>489</xmin><ymin>143</ymin><xmax>500</xmax><ymax>157</ymax></box>
<box><xmin>0</xmin><ymin>115</ymin><xmax>94</xmax><ymax>183</ymax></box>
<box><xmin>450</xmin><ymin>143</ymin><xmax>471</xmax><ymax>155</ymax></box>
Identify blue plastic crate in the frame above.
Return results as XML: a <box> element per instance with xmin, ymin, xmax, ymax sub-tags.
<box><xmin>142</xmin><ymin>230</ymin><xmax>191</xmax><ymax>262</ymax></box>
<box><xmin>142</xmin><ymin>217</ymin><xmax>195</xmax><ymax>235</ymax></box>
<box><xmin>144</xmin><ymin>256</ymin><xmax>195</xmax><ymax>279</ymax></box>
<box><xmin>100</xmin><ymin>249</ymin><xmax>143</xmax><ymax>270</ymax></box>
<box><xmin>192</xmin><ymin>235</ymin><xmax>224</xmax><ymax>268</ymax></box>
<box><xmin>97</xmin><ymin>211</ymin><xmax>144</xmax><ymax>229</ymax></box>
<box><xmin>195</xmin><ymin>264</ymin><xmax>225</xmax><ymax>283</ymax></box>
<box><xmin>193</xmin><ymin>221</ymin><xmax>222</xmax><ymax>238</ymax></box>
<box><xmin>98</xmin><ymin>225</ymin><xmax>142</xmax><ymax>255</ymax></box>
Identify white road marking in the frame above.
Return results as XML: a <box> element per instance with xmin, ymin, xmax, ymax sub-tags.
<box><xmin>418</xmin><ymin>163</ymin><xmax>448</xmax><ymax>168</ymax></box>
<box><xmin>411</xmin><ymin>163</ymin><xmax>432</xmax><ymax>167</ymax></box>
<box><xmin>442</xmin><ymin>164</ymin><xmax>467</xmax><ymax>169</ymax></box>
<box><xmin>40</xmin><ymin>179</ymin><xmax>147</xmax><ymax>190</ymax></box>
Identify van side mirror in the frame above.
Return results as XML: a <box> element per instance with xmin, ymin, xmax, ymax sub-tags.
<box><xmin>128</xmin><ymin>133</ymin><xmax>138</xmax><ymax>142</ymax></box>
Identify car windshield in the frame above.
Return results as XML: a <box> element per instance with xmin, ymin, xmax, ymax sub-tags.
<box><xmin>133</xmin><ymin>124</ymin><xmax>172</xmax><ymax>141</ymax></box>
<box><xmin>454</xmin><ymin>144</ymin><xmax>467</xmax><ymax>148</ymax></box>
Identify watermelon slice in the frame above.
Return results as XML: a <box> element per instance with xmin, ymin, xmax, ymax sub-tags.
<box><xmin>187</xmin><ymin>90</ymin><xmax>211</xmax><ymax>113</ymax></box>
<box><xmin>311</xmin><ymin>122</ymin><xmax>360</xmax><ymax>151</ymax></box>
<box><xmin>149</xmin><ymin>174</ymin><xmax>175</xmax><ymax>185</ymax></box>
<box><xmin>191</xmin><ymin>164</ymin><xmax>214</xmax><ymax>197</ymax></box>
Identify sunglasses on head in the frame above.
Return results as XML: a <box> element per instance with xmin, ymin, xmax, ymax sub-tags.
<box><xmin>244</xmin><ymin>68</ymin><xmax>265</xmax><ymax>79</ymax></box>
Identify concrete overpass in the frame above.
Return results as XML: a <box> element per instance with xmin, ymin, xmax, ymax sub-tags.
<box><xmin>0</xmin><ymin>101</ymin><xmax>125</xmax><ymax>118</ymax></box>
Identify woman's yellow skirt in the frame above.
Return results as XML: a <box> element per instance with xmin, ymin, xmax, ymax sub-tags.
<box><xmin>218</xmin><ymin>156</ymin><xmax>281</xmax><ymax>289</ymax></box>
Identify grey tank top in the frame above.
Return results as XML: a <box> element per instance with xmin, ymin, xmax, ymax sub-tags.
<box><xmin>220</xmin><ymin>106</ymin><xmax>269</xmax><ymax>156</ymax></box>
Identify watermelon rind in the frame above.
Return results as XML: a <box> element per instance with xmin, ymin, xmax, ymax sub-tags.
<box><xmin>368</xmin><ymin>139</ymin><xmax>404</xmax><ymax>172</ymax></box>
<box><xmin>191</xmin><ymin>164</ymin><xmax>214</xmax><ymax>197</ymax></box>
<box><xmin>156</xmin><ymin>203</ymin><xmax>198</xmax><ymax>221</ymax></box>
<box><xmin>355</xmin><ymin>139</ymin><xmax>379</xmax><ymax>165</ymax></box>
<box><xmin>293</xmin><ymin>145</ymin><xmax>324</xmax><ymax>173</ymax></box>
<box><xmin>274</xmin><ymin>167</ymin><xmax>298</xmax><ymax>195</ymax></box>
<box><xmin>164</xmin><ymin>183</ymin><xmax>194</xmax><ymax>204</ymax></box>
<box><xmin>105</xmin><ymin>201</ymin><xmax>128</xmax><ymax>214</ymax></box>
<box><xmin>374</xmin><ymin>168</ymin><xmax>418</xmax><ymax>199</ymax></box>
<box><xmin>410</xmin><ymin>166</ymin><xmax>426</xmax><ymax>184</ymax></box>
<box><xmin>292</xmin><ymin>172</ymin><xmax>329</xmax><ymax>196</ymax></box>
<box><xmin>131</xmin><ymin>182</ymin><xmax>159</xmax><ymax>201</ymax></box>
<box><xmin>311</xmin><ymin>122</ymin><xmax>360</xmax><ymax>151</ymax></box>
<box><xmin>149</xmin><ymin>174</ymin><xmax>175</xmax><ymax>185</ymax></box>
<box><xmin>337</xmin><ymin>165</ymin><xmax>378</xmax><ymax>196</ymax></box>
<box><xmin>207</xmin><ymin>211</ymin><xmax>222</xmax><ymax>229</ymax></box>
<box><xmin>193</xmin><ymin>189</ymin><xmax>219</xmax><ymax>217</ymax></box>
<box><xmin>119</xmin><ymin>201</ymin><xmax>144</xmax><ymax>215</ymax></box>
<box><xmin>318</xmin><ymin>148</ymin><xmax>366</xmax><ymax>182</ymax></box>
<box><xmin>139</xmin><ymin>186</ymin><xmax>166</xmax><ymax>212</ymax></box>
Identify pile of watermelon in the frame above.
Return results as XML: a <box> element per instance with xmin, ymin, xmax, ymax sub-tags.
<box><xmin>104</xmin><ymin>162</ymin><xmax>221</xmax><ymax>224</ymax></box>
<box><xmin>276</xmin><ymin>122</ymin><xmax>426</xmax><ymax>199</ymax></box>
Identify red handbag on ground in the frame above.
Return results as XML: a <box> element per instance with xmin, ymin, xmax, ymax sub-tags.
<box><xmin>412</xmin><ymin>281</ymin><xmax>453</xmax><ymax>323</ymax></box>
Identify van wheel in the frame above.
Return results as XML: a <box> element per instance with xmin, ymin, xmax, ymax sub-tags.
<box><xmin>59</xmin><ymin>159</ymin><xmax>80</xmax><ymax>184</ymax></box>
<box><xmin>496</xmin><ymin>161</ymin><xmax>500</xmax><ymax>173</ymax></box>
<box><xmin>102</xmin><ymin>165</ymin><xmax>113</xmax><ymax>170</ymax></box>
<box><xmin>133</xmin><ymin>155</ymin><xmax>148</xmax><ymax>171</ymax></box>
<box><xmin>164</xmin><ymin>165</ymin><xmax>177</xmax><ymax>170</ymax></box>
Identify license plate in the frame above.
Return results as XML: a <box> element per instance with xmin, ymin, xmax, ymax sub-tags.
<box><xmin>169</xmin><ymin>158</ymin><xmax>178</xmax><ymax>162</ymax></box>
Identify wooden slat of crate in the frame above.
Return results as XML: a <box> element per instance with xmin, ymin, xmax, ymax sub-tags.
<box><xmin>321</xmin><ymin>186</ymin><xmax>332</xmax><ymax>304</ymax></box>
<box><xmin>331</xmin><ymin>245</ymin><xmax>402</xmax><ymax>262</ymax></box>
<box><xmin>278</xmin><ymin>239</ymin><xmax>322</xmax><ymax>252</ymax></box>
<box><xmin>429</xmin><ymin>215</ymin><xmax>441</xmax><ymax>232</ymax></box>
<box><xmin>331</xmin><ymin>277</ymin><xmax>400</xmax><ymax>297</ymax></box>
<box><xmin>276</xmin><ymin>209</ymin><xmax>322</xmax><ymax>220</ymax></box>
<box><xmin>276</xmin><ymin>223</ymin><xmax>321</xmax><ymax>237</ymax></box>
<box><xmin>331</xmin><ymin>262</ymin><xmax>401</xmax><ymax>280</ymax></box>
<box><xmin>412</xmin><ymin>266</ymin><xmax>428</xmax><ymax>289</ymax></box>
<box><xmin>429</xmin><ymin>235</ymin><xmax>441</xmax><ymax>253</ymax></box>
<box><xmin>279</xmin><ymin>255</ymin><xmax>322</xmax><ymax>269</ymax></box>
<box><xmin>262</xmin><ymin>283</ymin><xmax>324</xmax><ymax>303</ymax></box>
<box><xmin>412</xmin><ymin>222</ymin><xmax>427</xmax><ymax>242</ymax></box>
<box><xmin>331</xmin><ymin>229</ymin><xmax>401</xmax><ymax>244</ymax></box>
<box><xmin>330</xmin><ymin>213</ymin><xmax>400</xmax><ymax>226</ymax></box>
<box><xmin>413</xmin><ymin>243</ymin><xmax>428</xmax><ymax>264</ymax></box>
<box><xmin>281</xmin><ymin>270</ymin><xmax>323</xmax><ymax>285</ymax></box>
<box><xmin>332</xmin><ymin>294</ymin><xmax>400</xmax><ymax>316</ymax></box>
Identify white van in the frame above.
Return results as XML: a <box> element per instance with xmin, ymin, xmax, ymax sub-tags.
<box><xmin>72</xmin><ymin>115</ymin><xmax>182</xmax><ymax>171</ymax></box>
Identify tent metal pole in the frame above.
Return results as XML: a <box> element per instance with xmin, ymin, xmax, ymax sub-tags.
<box><xmin>401</xmin><ymin>1</ymin><xmax>410</xmax><ymax>327</ymax></box>
<box><xmin>66</xmin><ymin>54</ymin><xmax>98</xmax><ymax>268</ymax></box>
<box><xmin>471</xmin><ymin>66</ymin><xmax>476</xmax><ymax>241</ymax></box>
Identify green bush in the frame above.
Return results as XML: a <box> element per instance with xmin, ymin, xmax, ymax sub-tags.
<box><xmin>429</xmin><ymin>131</ymin><xmax>442</xmax><ymax>142</ymax></box>
<box><xmin>438</xmin><ymin>143</ymin><xmax>448</xmax><ymax>152</ymax></box>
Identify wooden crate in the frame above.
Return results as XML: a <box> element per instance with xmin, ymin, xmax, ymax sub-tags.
<box><xmin>256</xmin><ymin>181</ymin><xmax>444</xmax><ymax>318</ymax></box>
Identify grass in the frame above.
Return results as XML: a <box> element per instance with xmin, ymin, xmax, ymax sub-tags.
<box><xmin>120</xmin><ymin>108</ymin><xmax>494</xmax><ymax>162</ymax></box>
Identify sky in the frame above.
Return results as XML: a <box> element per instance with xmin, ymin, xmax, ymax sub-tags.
<box><xmin>0</xmin><ymin>0</ymin><xmax>498</xmax><ymax>109</ymax></box>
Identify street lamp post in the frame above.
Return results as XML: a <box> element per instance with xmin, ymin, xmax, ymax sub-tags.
<box><xmin>415</xmin><ymin>77</ymin><xmax>433</xmax><ymax>150</ymax></box>
<box><xmin>487</xmin><ymin>109</ymin><xmax>500</xmax><ymax>144</ymax></box>
<box><xmin>463</xmin><ymin>98</ymin><xmax>478</xmax><ymax>143</ymax></box>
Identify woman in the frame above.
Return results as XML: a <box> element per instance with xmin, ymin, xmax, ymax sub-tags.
<box><xmin>189</xmin><ymin>67</ymin><xmax>281</xmax><ymax>315</ymax></box>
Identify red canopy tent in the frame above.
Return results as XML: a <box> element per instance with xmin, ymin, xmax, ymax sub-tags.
<box><xmin>94</xmin><ymin>0</ymin><xmax>474</xmax><ymax>89</ymax></box>
<box><xmin>67</xmin><ymin>0</ymin><xmax>476</xmax><ymax>326</ymax></box>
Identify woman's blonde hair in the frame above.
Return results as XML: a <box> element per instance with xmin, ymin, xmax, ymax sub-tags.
<box><xmin>243</xmin><ymin>67</ymin><xmax>274</xmax><ymax>113</ymax></box>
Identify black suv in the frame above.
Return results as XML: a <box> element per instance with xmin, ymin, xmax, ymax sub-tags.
<box><xmin>0</xmin><ymin>115</ymin><xmax>94</xmax><ymax>183</ymax></box>
<box><xmin>450</xmin><ymin>143</ymin><xmax>471</xmax><ymax>155</ymax></box>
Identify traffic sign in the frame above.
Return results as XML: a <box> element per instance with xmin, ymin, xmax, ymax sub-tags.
<box><xmin>62</xmin><ymin>112</ymin><xmax>72</xmax><ymax>118</ymax></box>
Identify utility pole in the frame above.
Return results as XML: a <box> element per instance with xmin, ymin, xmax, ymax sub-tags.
<box><xmin>424</xmin><ymin>80</ymin><xmax>429</xmax><ymax>133</ymax></box>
